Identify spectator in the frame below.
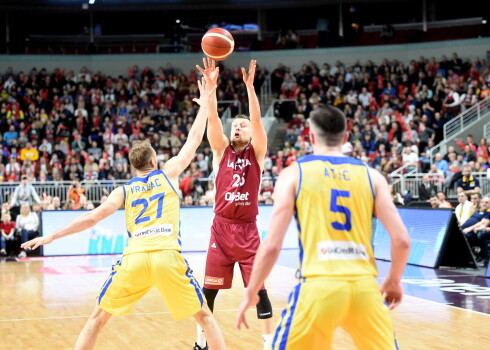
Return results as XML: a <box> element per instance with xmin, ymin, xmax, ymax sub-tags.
<box><xmin>456</xmin><ymin>165</ymin><xmax>481</xmax><ymax>194</ymax></box>
<box><xmin>461</xmin><ymin>197</ymin><xmax>490</xmax><ymax>266</ymax></box>
<box><xmin>389</xmin><ymin>184</ymin><xmax>404</xmax><ymax>206</ymax></box>
<box><xmin>19</xmin><ymin>142</ymin><xmax>39</xmax><ymax>162</ymax></box>
<box><xmin>454</xmin><ymin>192</ymin><xmax>473</xmax><ymax>226</ymax></box>
<box><xmin>68</xmin><ymin>180</ymin><xmax>85</xmax><ymax>210</ymax></box>
<box><xmin>16</xmin><ymin>204</ymin><xmax>40</xmax><ymax>258</ymax></box>
<box><xmin>429</xmin><ymin>195</ymin><xmax>451</xmax><ymax>209</ymax></box>
<box><xmin>0</xmin><ymin>213</ymin><xmax>16</xmax><ymax>256</ymax></box>
<box><xmin>9</xmin><ymin>175</ymin><xmax>42</xmax><ymax>211</ymax></box>
<box><xmin>434</xmin><ymin>153</ymin><xmax>448</xmax><ymax>175</ymax></box>
<box><xmin>183</xmin><ymin>195</ymin><xmax>194</xmax><ymax>206</ymax></box>
<box><xmin>418</xmin><ymin>175</ymin><xmax>437</xmax><ymax>201</ymax></box>
<box><xmin>437</xmin><ymin>191</ymin><xmax>453</xmax><ymax>208</ymax></box>
<box><xmin>259</xmin><ymin>179</ymin><xmax>274</xmax><ymax>204</ymax></box>
<box><xmin>469</xmin><ymin>192</ymin><xmax>482</xmax><ymax>213</ymax></box>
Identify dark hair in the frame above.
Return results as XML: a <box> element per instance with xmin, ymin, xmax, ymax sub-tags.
<box><xmin>310</xmin><ymin>106</ymin><xmax>346</xmax><ymax>146</ymax></box>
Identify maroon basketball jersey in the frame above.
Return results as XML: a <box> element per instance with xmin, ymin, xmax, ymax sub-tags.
<box><xmin>214</xmin><ymin>143</ymin><xmax>261</xmax><ymax>222</ymax></box>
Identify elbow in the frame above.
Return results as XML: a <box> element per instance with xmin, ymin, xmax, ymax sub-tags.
<box><xmin>263</xmin><ymin>241</ymin><xmax>282</xmax><ymax>257</ymax></box>
<box><xmin>395</xmin><ymin>234</ymin><xmax>411</xmax><ymax>252</ymax></box>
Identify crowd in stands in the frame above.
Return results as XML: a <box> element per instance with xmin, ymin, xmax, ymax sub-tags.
<box><xmin>1</xmin><ymin>52</ymin><xmax>490</xmax><ymax>260</ymax></box>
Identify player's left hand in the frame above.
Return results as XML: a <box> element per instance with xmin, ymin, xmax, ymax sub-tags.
<box><xmin>241</xmin><ymin>59</ymin><xmax>256</xmax><ymax>87</ymax></box>
<box><xmin>379</xmin><ymin>278</ymin><xmax>403</xmax><ymax>310</ymax></box>
<box><xmin>236</xmin><ymin>290</ymin><xmax>259</xmax><ymax>330</ymax></box>
<box><xmin>21</xmin><ymin>235</ymin><xmax>54</xmax><ymax>251</ymax></box>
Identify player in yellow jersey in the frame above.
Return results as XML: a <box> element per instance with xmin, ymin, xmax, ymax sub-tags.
<box><xmin>236</xmin><ymin>106</ymin><xmax>410</xmax><ymax>349</ymax></box>
<box><xmin>21</xmin><ymin>77</ymin><xmax>226</xmax><ymax>350</ymax></box>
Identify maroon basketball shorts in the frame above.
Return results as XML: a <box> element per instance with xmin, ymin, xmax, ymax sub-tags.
<box><xmin>204</xmin><ymin>215</ymin><xmax>265</xmax><ymax>290</ymax></box>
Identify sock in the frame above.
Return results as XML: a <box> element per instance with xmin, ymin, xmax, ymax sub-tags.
<box><xmin>197</xmin><ymin>324</ymin><xmax>206</xmax><ymax>348</ymax></box>
<box><xmin>263</xmin><ymin>334</ymin><xmax>273</xmax><ymax>350</ymax></box>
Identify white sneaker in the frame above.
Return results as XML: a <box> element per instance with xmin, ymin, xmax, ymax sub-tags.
<box><xmin>18</xmin><ymin>251</ymin><xmax>27</xmax><ymax>258</ymax></box>
<box><xmin>0</xmin><ymin>249</ymin><xmax>6</xmax><ymax>256</ymax></box>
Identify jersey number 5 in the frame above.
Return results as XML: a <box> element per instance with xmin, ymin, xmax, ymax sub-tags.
<box><xmin>330</xmin><ymin>189</ymin><xmax>352</xmax><ymax>231</ymax></box>
<box><xmin>131</xmin><ymin>192</ymin><xmax>165</xmax><ymax>225</ymax></box>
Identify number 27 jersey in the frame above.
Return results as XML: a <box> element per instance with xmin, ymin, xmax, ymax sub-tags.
<box><xmin>123</xmin><ymin>169</ymin><xmax>181</xmax><ymax>255</ymax></box>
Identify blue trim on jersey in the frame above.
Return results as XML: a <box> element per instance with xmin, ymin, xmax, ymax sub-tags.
<box><xmin>183</xmin><ymin>257</ymin><xmax>204</xmax><ymax>306</ymax></box>
<box><xmin>296</xmin><ymin>163</ymin><xmax>302</xmax><ymax>199</ymax></box>
<box><xmin>294</xmin><ymin>209</ymin><xmax>304</xmax><ymax>279</ymax></box>
<box><xmin>365</xmin><ymin>164</ymin><xmax>375</xmax><ymax>198</ymax></box>
<box><xmin>297</xmin><ymin>154</ymin><xmax>365</xmax><ymax>166</ymax></box>
<box><xmin>124</xmin><ymin>169</ymin><xmax>162</xmax><ymax>185</ymax></box>
<box><xmin>272</xmin><ymin>286</ymin><xmax>294</xmax><ymax>349</ymax></box>
<box><xmin>122</xmin><ymin>185</ymin><xmax>126</xmax><ymax>204</ymax></box>
<box><xmin>127</xmin><ymin>230</ymin><xmax>132</xmax><ymax>238</ymax></box>
<box><xmin>177</xmin><ymin>220</ymin><xmax>182</xmax><ymax>248</ymax></box>
<box><xmin>162</xmin><ymin>171</ymin><xmax>180</xmax><ymax>197</ymax></box>
<box><xmin>98</xmin><ymin>259</ymin><xmax>121</xmax><ymax>304</ymax></box>
<box><xmin>278</xmin><ymin>283</ymin><xmax>302</xmax><ymax>350</ymax></box>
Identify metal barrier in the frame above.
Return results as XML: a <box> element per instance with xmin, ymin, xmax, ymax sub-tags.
<box><xmin>0</xmin><ymin>180</ymin><xmax>127</xmax><ymax>205</ymax></box>
<box><xmin>0</xmin><ymin>176</ymin><xmax>275</xmax><ymax>205</ymax></box>
<box><xmin>260</xmin><ymin>76</ymin><xmax>272</xmax><ymax>112</ymax></box>
<box><xmin>428</xmin><ymin>97</ymin><xmax>490</xmax><ymax>164</ymax></box>
<box><xmin>390</xmin><ymin>172</ymin><xmax>489</xmax><ymax>199</ymax></box>
<box><xmin>484</xmin><ymin>121</ymin><xmax>490</xmax><ymax>141</ymax></box>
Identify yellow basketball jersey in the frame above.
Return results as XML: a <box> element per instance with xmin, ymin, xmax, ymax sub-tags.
<box><xmin>122</xmin><ymin>169</ymin><xmax>181</xmax><ymax>255</ymax></box>
<box><xmin>294</xmin><ymin>155</ymin><xmax>377</xmax><ymax>279</ymax></box>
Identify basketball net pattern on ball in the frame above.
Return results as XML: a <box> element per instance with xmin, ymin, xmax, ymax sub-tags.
<box><xmin>202</xmin><ymin>32</ymin><xmax>235</xmax><ymax>60</ymax></box>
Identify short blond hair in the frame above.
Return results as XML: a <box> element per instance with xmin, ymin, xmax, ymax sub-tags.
<box><xmin>129</xmin><ymin>140</ymin><xmax>154</xmax><ymax>170</ymax></box>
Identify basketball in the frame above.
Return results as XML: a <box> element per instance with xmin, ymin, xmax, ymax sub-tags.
<box><xmin>201</xmin><ymin>28</ymin><xmax>234</xmax><ymax>61</ymax></box>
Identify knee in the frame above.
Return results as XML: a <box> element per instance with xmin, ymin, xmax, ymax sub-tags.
<box><xmin>88</xmin><ymin>308</ymin><xmax>111</xmax><ymax>330</ymax></box>
<box><xmin>256</xmin><ymin>289</ymin><xmax>273</xmax><ymax>319</ymax></box>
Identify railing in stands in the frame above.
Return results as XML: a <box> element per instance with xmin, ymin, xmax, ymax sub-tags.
<box><xmin>428</xmin><ymin>97</ymin><xmax>490</xmax><ymax>164</ymax></box>
<box><xmin>484</xmin><ymin>121</ymin><xmax>490</xmax><ymax>141</ymax></box>
<box><xmin>390</xmin><ymin>172</ymin><xmax>489</xmax><ymax>200</ymax></box>
<box><xmin>0</xmin><ymin>176</ymin><xmax>275</xmax><ymax>206</ymax></box>
<box><xmin>260</xmin><ymin>76</ymin><xmax>272</xmax><ymax>112</ymax></box>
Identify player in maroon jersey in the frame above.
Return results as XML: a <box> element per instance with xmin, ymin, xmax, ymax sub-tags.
<box><xmin>194</xmin><ymin>58</ymin><xmax>273</xmax><ymax>350</ymax></box>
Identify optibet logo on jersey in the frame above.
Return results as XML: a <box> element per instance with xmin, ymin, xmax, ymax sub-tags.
<box><xmin>224</xmin><ymin>191</ymin><xmax>250</xmax><ymax>203</ymax></box>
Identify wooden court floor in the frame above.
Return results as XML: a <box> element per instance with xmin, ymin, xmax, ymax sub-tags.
<box><xmin>1</xmin><ymin>253</ymin><xmax>489</xmax><ymax>349</ymax></box>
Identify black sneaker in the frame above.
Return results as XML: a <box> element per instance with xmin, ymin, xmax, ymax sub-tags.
<box><xmin>193</xmin><ymin>343</ymin><xmax>208</xmax><ymax>350</ymax></box>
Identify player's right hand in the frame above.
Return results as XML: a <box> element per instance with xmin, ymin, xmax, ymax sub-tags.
<box><xmin>379</xmin><ymin>278</ymin><xmax>403</xmax><ymax>310</ymax></box>
<box><xmin>21</xmin><ymin>235</ymin><xmax>54</xmax><ymax>251</ymax></box>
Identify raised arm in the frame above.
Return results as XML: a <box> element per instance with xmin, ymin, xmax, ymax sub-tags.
<box><xmin>21</xmin><ymin>186</ymin><xmax>124</xmax><ymax>251</ymax></box>
<box><xmin>242</xmin><ymin>60</ymin><xmax>267</xmax><ymax>164</ymax></box>
<box><xmin>163</xmin><ymin>76</ymin><xmax>216</xmax><ymax>179</ymax></box>
<box><xmin>196</xmin><ymin>58</ymin><xmax>228</xmax><ymax>158</ymax></box>
<box><xmin>369</xmin><ymin>168</ymin><xmax>410</xmax><ymax>310</ymax></box>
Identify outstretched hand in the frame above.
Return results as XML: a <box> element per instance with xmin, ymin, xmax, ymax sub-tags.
<box><xmin>192</xmin><ymin>77</ymin><xmax>217</xmax><ymax>106</ymax></box>
<box><xmin>241</xmin><ymin>59</ymin><xmax>256</xmax><ymax>87</ymax></box>
<box><xmin>196</xmin><ymin>57</ymin><xmax>219</xmax><ymax>86</ymax></box>
<box><xmin>21</xmin><ymin>235</ymin><xmax>54</xmax><ymax>251</ymax></box>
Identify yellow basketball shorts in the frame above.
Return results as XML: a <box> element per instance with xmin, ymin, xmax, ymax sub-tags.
<box><xmin>97</xmin><ymin>250</ymin><xmax>204</xmax><ymax>320</ymax></box>
<box><xmin>272</xmin><ymin>277</ymin><xmax>398</xmax><ymax>350</ymax></box>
